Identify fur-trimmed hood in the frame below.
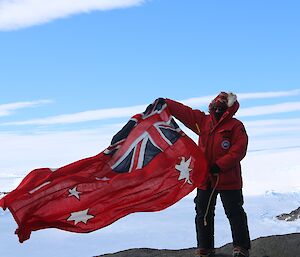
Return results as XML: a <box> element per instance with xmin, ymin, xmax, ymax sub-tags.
<box><xmin>209</xmin><ymin>92</ymin><xmax>239</xmax><ymax>124</ymax></box>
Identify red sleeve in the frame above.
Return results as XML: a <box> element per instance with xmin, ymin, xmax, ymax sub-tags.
<box><xmin>165</xmin><ymin>98</ymin><xmax>206</xmax><ymax>134</ymax></box>
<box><xmin>216</xmin><ymin>122</ymin><xmax>248</xmax><ymax>171</ymax></box>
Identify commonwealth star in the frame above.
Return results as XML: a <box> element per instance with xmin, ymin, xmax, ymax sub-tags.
<box><xmin>175</xmin><ymin>156</ymin><xmax>193</xmax><ymax>184</ymax></box>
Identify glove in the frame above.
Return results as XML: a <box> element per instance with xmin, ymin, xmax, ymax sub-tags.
<box><xmin>210</xmin><ymin>163</ymin><xmax>221</xmax><ymax>176</ymax></box>
<box><xmin>143</xmin><ymin>98</ymin><xmax>166</xmax><ymax>116</ymax></box>
<box><xmin>156</xmin><ymin>97</ymin><xmax>166</xmax><ymax>106</ymax></box>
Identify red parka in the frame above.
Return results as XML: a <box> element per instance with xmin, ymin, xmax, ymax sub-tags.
<box><xmin>165</xmin><ymin>98</ymin><xmax>248</xmax><ymax>190</ymax></box>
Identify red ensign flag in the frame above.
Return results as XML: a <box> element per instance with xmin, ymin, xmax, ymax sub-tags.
<box><xmin>0</xmin><ymin>100</ymin><xmax>208</xmax><ymax>243</ymax></box>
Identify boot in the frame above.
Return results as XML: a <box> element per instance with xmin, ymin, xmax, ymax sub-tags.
<box><xmin>232</xmin><ymin>246</ymin><xmax>249</xmax><ymax>257</ymax></box>
<box><xmin>195</xmin><ymin>248</ymin><xmax>215</xmax><ymax>257</ymax></box>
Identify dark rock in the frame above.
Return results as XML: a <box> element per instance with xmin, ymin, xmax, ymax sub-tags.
<box><xmin>276</xmin><ymin>206</ymin><xmax>300</xmax><ymax>221</ymax></box>
<box><xmin>95</xmin><ymin>233</ymin><xmax>300</xmax><ymax>257</ymax></box>
<box><xmin>216</xmin><ymin>233</ymin><xmax>300</xmax><ymax>257</ymax></box>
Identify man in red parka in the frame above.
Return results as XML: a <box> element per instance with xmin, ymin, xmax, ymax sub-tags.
<box><xmin>163</xmin><ymin>92</ymin><xmax>250</xmax><ymax>257</ymax></box>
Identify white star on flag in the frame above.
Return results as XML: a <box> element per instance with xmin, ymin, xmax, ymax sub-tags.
<box><xmin>175</xmin><ymin>156</ymin><xmax>193</xmax><ymax>185</ymax></box>
<box><xmin>67</xmin><ymin>209</ymin><xmax>94</xmax><ymax>225</ymax></box>
<box><xmin>68</xmin><ymin>186</ymin><xmax>81</xmax><ymax>200</ymax></box>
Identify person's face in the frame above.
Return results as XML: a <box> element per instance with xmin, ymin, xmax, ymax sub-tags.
<box><xmin>209</xmin><ymin>92</ymin><xmax>228</xmax><ymax>119</ymax></box>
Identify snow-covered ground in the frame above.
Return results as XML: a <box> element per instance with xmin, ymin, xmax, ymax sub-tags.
<box><xmin>1</xmin><ymin>145</ymin><xmax>300</xmax><ymax>257</ymax></box>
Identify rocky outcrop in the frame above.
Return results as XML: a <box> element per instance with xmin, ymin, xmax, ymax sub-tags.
<box><xmin>276</xmin><ymin>207</ymin><xmax>300</xmax><ymax>221</ymax></box>
<box><xmin>96</xmin><ymin>233</ymin><xmax>300</xmax><ymax>257</ymax></box>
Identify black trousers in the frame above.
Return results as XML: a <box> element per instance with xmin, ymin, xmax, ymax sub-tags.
<box><xmin>194</xmin><ymin>188</ymin><xmax>251</xmax><ymax>250</ymax></box>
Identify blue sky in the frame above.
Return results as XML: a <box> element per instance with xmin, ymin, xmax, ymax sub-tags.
<box><xmin>0</xmin><ymin>0</ymin><xmax>300</xmax><ymax>174</ymax></box>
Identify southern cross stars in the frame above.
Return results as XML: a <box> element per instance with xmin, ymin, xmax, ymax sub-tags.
<box><xmin>67</xmin><ymin>209</ymin><xmax>94</xmax><ymax>225</ymax></box>
<box><xmin>175</xmin><ymin>156</ymin><xmax>193</xmax><ymax>185</ymax></box>
<box><xmin>66</xmin><ymin>188</ymin><xmax>94</xmax><ymax>226</ymax></box>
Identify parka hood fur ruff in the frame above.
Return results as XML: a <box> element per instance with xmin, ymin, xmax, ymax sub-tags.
<box><xmin>227</xmin><ymin>92</ymin><xmax>237</xmax><ymax>107</ymax></box>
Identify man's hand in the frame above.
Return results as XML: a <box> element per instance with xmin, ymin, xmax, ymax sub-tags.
<box><xmin>143</xmin><ymin>98</ymin><xmax>166</xmax><ymax>117</ymax></box>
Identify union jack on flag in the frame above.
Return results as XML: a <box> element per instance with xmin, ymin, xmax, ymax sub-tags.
<box><xmin>107</xmin><ymin>117</ymin><xmax>182</xmax><ymax>173</ymax></box>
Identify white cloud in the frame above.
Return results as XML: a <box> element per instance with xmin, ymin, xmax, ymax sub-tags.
<box><xmin>237</xmin><ymin>101</ymin><xmax>300</xmax><ymax>117</ymax></box>
<box><xmin>2</xmin><ymin>89</ymin><xmax>300</xmax><ymax>126</ymax></box>
<box><xmin>183</xmin><ymin>88</ymin><xmax>300</xmax><ymax>107</ymax></box>
<box><xmin>243</xmin><ymin>118</ymin><xmax>300</xmax><ymax>149</ymax></box>
<box><xmin>237</xmin><ymin>89</ymin><xmax>300</xmax><ymax>100</ymax></box>
<box><xmin>0</xmin><ymin>0</ymin><xmax>145</xmax><ymax>31</ymax></box>
<box><xmin>2</xmin><ymin>104</ymin><xmax>146</xmax><ymax>125</ymax></box>
<box><xmin>245</xmin><ymin>118</ymin><xmax>300</xmax><ymax>128</ymax></box>
<box><xmin>0</xmin><ymin>99</ymin><xmax>52</xmax><ymax>117</ymax></box>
